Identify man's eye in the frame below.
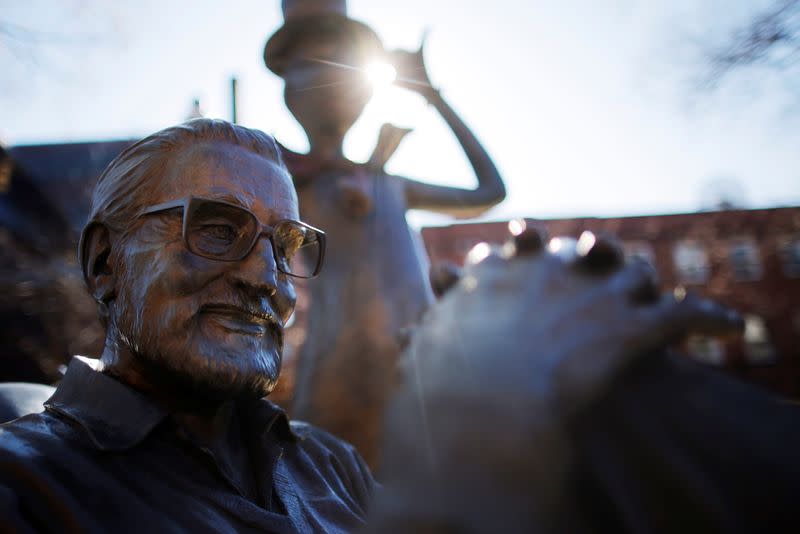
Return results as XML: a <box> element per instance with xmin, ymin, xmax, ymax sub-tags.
<box><xmin>200</xmin><ymin>225</ymin><xmax>237</xmax><ymax>242</ymax></box>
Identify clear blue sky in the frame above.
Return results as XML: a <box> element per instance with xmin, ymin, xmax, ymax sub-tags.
<box><xmin>2</xmin><ymin>0</ymin><xmax>798</xmax><ymax>228</ymax></box>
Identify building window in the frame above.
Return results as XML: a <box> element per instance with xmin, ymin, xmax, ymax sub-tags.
<box><xmin>743</xmin><ymin>314</ymin><xmax>776</xmax><ymax>365</ymax></box>
<box><xmin>624</xmin><ymin>241</ymin><xmax>655</xmax><ymax>266</ymax></box>
<box><xmin>779</xmin><ymin>237</ymin><xmax>800</xmax><ymax>278</ymax></box>
<box><xmin>686</xmin><ymin>335</ymin><xmax>725</xmax><ymax>365</ymax></box>
<box><xmin>673</xmin><ymin>241</ymin><xmax>709</xmax><ymax>284</ymax></box>
<box><xmin>729</xmin><ymin>238</ymin><xmax>762</xmax><ymax>281</ymax></box>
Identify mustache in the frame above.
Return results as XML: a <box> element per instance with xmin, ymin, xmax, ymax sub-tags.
<box><xmin>198</xmin><ymin>296</ymin><xmax>283</xmax><ymax>329</ymax></box>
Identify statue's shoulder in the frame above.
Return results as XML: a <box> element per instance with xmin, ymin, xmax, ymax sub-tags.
<box><xmin>285</xmin><ymin>419</ymin><xmax>376</xmax><ymax>506</ymax></box>
<box><xmin>0</xmin><ymin>410</ymin><xmax>79</xmax><ymax>470</ymax></box>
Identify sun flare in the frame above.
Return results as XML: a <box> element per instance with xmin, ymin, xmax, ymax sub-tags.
<box><xmin>364</xmin><ymin>62</ymin><xmax>397</xmax><ymax>89</ymax></box>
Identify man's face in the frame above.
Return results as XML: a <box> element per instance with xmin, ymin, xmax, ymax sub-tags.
<box><xmin>110</xmin><ymin>142</ymin><xmax>298</xmax><ymax>399</ymax></box>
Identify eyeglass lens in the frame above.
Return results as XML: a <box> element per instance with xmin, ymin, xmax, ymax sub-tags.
<box><xmin>185</xmin><ymin>200</ymin><xmax>321</xmax><ymax>278</ymax></box>
<box><xmin>273</xmin><ymin>221</ymin><xmax>320</xmax><ymax>278</ymax></box>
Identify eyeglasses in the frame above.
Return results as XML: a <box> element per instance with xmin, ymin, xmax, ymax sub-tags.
<box><xmin>139</xmin><ymin>196</ymin><xmax>326</xmax><ymax>279</ymax></box>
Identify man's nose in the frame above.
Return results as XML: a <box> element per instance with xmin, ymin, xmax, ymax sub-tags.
<box><xmin>230</xmin><ymin>236</ymin><xmax>296</xmax><ymax>320</ymax></box>
<box><xmin>231</xmin><ymin>236</ymin><xmax>280</xmax><ymax>295</ymax></box>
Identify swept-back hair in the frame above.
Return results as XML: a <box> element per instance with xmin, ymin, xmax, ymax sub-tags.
<box><xmin>80</xmin><ymin>118</ymin><xmax>285</xmax><ymax>282</ymax></box>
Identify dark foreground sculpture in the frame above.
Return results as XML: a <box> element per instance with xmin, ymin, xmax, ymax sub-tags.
<box><xmin>265</xmin><ymin>0</ymin><xmax>506</xmax><ymax>468</ymax></box>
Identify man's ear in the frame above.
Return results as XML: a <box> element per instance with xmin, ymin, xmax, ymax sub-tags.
<box><xmin>79</xmin><ymin>221</ymin><xmax>117</xmax><ymax>304</ymax></box>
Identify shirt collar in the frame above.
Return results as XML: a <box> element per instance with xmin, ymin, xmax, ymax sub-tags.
<box><xmin>44</xmin><ymin>356</ymin><xmax>299</xmax><ymax>451</ymax></box>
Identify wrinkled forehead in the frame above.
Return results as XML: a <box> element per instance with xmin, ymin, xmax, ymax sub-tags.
<box><xmin>156</xmin><ymin>141</ymin><xmax>298</xmax><ymax>221</ymax></box>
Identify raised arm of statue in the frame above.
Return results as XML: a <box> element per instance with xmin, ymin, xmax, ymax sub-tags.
<box><xmin>389</xmin><ymin>41</ymin><xmax>507</xmax><ymax>218</ymax></box>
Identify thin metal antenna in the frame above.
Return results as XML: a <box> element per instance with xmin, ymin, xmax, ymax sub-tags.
<box><xmin>231</xmin><ymin>77</ymin><xmax>238</xmax><ymax>124</ymax></box>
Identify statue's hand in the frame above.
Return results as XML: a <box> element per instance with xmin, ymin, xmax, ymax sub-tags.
<box><xmin>387</xmin><ymin>37</ymin><xmax>435</xmax><ymax>97</ymax></box>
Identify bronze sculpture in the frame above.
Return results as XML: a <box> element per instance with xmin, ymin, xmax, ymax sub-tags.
<box><xmin>265</xmin><ymin>0</ymin><xmax>506</xmax><ymax>468</ymax></box>
<box><xmin>0</xmin><ymin>120</ymin><xmax>376</xmax><ymax>532</ymax></box>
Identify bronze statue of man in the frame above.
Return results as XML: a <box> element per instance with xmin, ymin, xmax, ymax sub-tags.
<box><xmin>0</xmin><ymin>120</ymin><xmax>375</xmax><ymax>532</ymax></box>
<box><xmin>264</xmin><ymin>0</ymin><xmax>506</xmax><ymax>468</ymax></box>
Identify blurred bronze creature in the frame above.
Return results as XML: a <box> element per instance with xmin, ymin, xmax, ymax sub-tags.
<box><xmin>368</xmin><ymin>230</ymin><xmax>800</xmax><ymax>533</ymax></box>
<box><xmin>265</xmin><ymin>0</ymin><xmax>506</xmax><ymax>468</ymax></box>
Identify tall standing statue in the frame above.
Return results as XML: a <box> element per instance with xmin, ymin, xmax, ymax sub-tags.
<box><xmin>264</xmin><ymin>0</ymin><xmax>506</xmax><ymax>468</ymax></box>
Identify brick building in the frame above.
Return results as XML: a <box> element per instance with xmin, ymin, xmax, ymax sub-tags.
<box><xmin>420</xmin><ymin>207</ymin><xmax>800</xmax><ymax>399</ymax></box>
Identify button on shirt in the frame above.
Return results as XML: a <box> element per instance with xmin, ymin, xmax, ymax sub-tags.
<box><xmin>0</xmin><ymin>357</ymin><xmax>375</xmax><ymax>533</ymax></box>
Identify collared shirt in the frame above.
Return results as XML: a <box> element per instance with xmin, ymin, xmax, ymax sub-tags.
<box><xmin>0</xmin><ymin>357</ymin><xmax>375</xmax><ymax>533</ymax></box>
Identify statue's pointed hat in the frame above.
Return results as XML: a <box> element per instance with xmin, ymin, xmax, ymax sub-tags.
<box><xmin>264</xmin><ymin>0</ymin><xmax>383</xmax><ymax>75</ymax></box>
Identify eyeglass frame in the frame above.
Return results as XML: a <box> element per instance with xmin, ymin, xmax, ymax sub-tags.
<box><xmin>136</xmin><ymin>196</ymin><xmax>326</xmax><ymax>279</ymax></box>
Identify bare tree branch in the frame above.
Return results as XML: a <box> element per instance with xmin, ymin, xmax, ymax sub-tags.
<box><xmin>706</xmin><ymin>0</ymin><xmax>800</xmax><ymax>86</ymax></box>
